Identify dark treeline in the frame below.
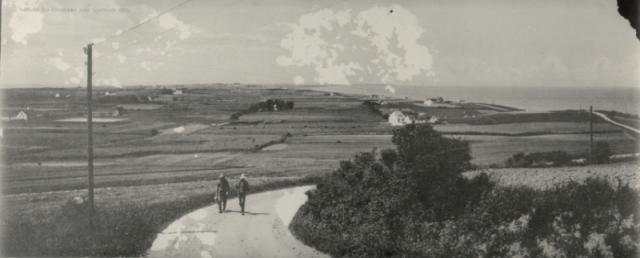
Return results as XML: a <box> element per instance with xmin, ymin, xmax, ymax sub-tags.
<box><xmin>230</xmin><ymin>99</ymin><xmax>294</xmax><ymax>120</ymax></box>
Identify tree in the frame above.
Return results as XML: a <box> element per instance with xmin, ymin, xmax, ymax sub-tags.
<box><xmin>391</xmin><ymin>124</ymin><xmax>472</xmax><ymax>217</ymax></box>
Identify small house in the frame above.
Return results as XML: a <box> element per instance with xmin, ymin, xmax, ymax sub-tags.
<box><xmin>389</xmin><ymin>111</ymin><xmax>414</xmax><ymax>126</ymax></box>
<box><xmin>112</xmin><ymin>107</ymin><xmax>124</xmax><ymax>117</ymax></box>
<box><xmin>14</xmin><ymin>111</ymin><xmax>28</xmax><ymax>121</ymax></box>
<box><xmin>423</xmin><ymin>99</ymin><xmax>433</xmax><ymax>106</ymax></box>
<box><xmin>173</xmin><ymin>89</ymin><xmax>183</xmax><ymax>95</ymax></box>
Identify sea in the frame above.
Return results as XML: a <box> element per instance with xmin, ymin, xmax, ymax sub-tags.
<box><xmin>311</xmin><ymin>85</ymin><xmax>640</xmax><ymax>114</ymax></box>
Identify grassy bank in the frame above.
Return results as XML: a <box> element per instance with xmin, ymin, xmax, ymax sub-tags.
<box><xmin>1</xmin><ymin>175</ymin><xmax>320</xmax><ymax>256</ymax></box>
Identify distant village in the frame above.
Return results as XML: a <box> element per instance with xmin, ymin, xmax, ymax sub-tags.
<box><xmin>363</xmin><ymin>94</ymin><xmax>469</xmax><ymax>127</ymax></box>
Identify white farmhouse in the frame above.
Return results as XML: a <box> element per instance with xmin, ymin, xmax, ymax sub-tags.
<box><xmin>14</xmin><ymin>111</ymin><xmax>28</xmax><ymax>121</ymax></box>
<box><xmin>388</xmin><ymin>111</ymin><xmax>413</xmax><ymax>126</ymax></box>
<box><xmin>423</xmin><ymin>99</ymin><xmax>433</xmax><ymax>106</ymax></box>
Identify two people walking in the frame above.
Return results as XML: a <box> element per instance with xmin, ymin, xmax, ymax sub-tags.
<box><xmin>216</xmin><ymin>173</ymin><xmax>250</xmax><ymax>215</ymax></box>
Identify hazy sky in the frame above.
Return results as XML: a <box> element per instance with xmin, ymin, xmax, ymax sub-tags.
<box><xmin>1</xmin><ymin>0</ymin><xmax>639</xmax><ymax>88</ymax></box>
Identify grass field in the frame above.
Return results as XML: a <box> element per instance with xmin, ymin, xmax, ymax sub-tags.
<box><xmin>435</xmin><ymin>121</ymin><xmax>620</xmax><ymax>134</ymax></box>
<box><xmin>464</xmin><ymin>161</ymin><xmax>640</xmax><ymax>190</ymax></box>
<box><xmin>3</xmin><ymin>86</ymin><xmax>637</xmax><ymax>193</ymax></box>
<box><xmin>2</xmin><ymin>85</ymin><xmax>639</xmax><ymax>256</ymax></box>
<box><xmin>462</xmin><ymin>133</ymin><xmax>638</xmax><ymax>166</ymax></box>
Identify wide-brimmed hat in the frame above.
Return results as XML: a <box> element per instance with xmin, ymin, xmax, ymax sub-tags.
<box><xmin>219</xmin><ymin>173</ymin><xmax>225</xmax><ymax>178</ymax></box>
<box><xmin>240</xmin><ymin>173</ymin><xmax>246</xmax><ymax>179</ymax></box>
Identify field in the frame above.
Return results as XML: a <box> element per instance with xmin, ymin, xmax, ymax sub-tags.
<box><xmin>464</xmin><ymin>161</ymin><xmax>640</xmax><ymax>190</ymax></box>
<box><xmin>3</xmin><ymin>85</ymin><xmax>638</xmax><ymax>194</ymax></box>
<box><xmin>1</xmin><ymin>84</ymin><xmax>639</xmax><ymax>256</ymax></box>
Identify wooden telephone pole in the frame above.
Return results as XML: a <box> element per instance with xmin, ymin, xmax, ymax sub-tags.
<box><xmin>589</xmin><ymin>106</ymin><xmax>594</xmax><ymax>160</ymax></box>
<box><xmin>85</xmin><ymin>43</ymin><xmax>95</xmax><ymax>221</ymax></box>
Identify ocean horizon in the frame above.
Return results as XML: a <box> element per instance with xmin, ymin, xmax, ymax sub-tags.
<box><xmin>313</xmin><ymin>85</ymin><xmax>640</xmax><ymax>115</ymax></box>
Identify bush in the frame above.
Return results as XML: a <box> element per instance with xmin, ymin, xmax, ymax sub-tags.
<box><xmin>505</xmin><ymin>150</ymin><xmax>574</xmax><ymax>167</ymax></box>
<box><xmin>229</xmin><ymin>99</ymin><xmax>294</xmax><ymax>120</ymax></box>
<box><xmin>290</xmin><ymin>124</ymin><xmax>640</xmax><ymax>257</ymax></box>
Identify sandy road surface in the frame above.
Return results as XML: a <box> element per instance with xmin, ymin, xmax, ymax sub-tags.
<box><xmin>146</xmin><ymin>186</ymin><xmax>328</xmax><ymax>258</ymax></box>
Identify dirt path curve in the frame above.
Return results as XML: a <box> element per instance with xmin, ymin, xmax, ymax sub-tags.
<box><xmin>146</xmin><ymin>186</ymin><xmax>329</xmax><ymax>258</ymax></box>
<box><xmin>593</xmin><ymin>111</ymin><xmax>640</xmax><ymax>135</ymax></box>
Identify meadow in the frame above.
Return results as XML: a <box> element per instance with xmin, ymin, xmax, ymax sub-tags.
<box><xmin>1</xmin><ymin>84</ymin><xmax>638</xmax><ymax>256</ymax></box>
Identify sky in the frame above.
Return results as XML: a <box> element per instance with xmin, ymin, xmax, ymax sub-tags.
<box><xmin>1</xmin><ymin>0</ymin><xmax>639</xmax><ymax>88</ymax></box>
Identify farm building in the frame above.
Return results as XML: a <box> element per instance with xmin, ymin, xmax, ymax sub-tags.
<box><xmin>14</xmin><ymin>111</ymin><xmax>28</xmax><ymax>121</ymax></box>
<box><xmin>388</xmin><ymin>111</ymin><xmax>413</xmax><ymax>126</ymax></box>
<box><xmin>112</xmin><ymin>106</ymin><xmax>125</xmax><ymax>117</ymax></box>
<box><xmin>173</xmin><ymin>89</ymin><xmax>183</xmax><ymax>95</ymax></box>
<box><xmin>423</xmin><ymin>99</ymin><xmax>433</xmax><ymax>106</ymax></box>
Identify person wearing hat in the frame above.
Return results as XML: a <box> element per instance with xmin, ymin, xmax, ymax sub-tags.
<box><xmin>236</xmin><ymin>174</ymin><xmax>250</xmax><ymax>215</ymax></box>
<box><xmin>216</xmin><ymin>174</ymin><xmax>230</xmax><ymax>213</ymax></box>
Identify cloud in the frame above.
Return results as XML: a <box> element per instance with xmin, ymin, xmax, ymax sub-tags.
<box><xmin>97</xmin><ymin>77</ymin><xmax>123</xmax><ymax>88</ymax></box>
<box><xmin>91</xmin><ymin>38</ymin><xmax>106</xmax><ymax>44</ymax></box>
<box><xmin>112</xmin><ymin>42</ymin><xmax>120</xmax><ymax>49</ymax></box>
<box><xmin>47</xmin><ymin>50</ymin><xmax>70</xmax><ymax>71</ymax></box>
<box><xmin>116</xmin><ymin>54</ymin><xmax>127</xmax><ymax>63</ymax></box>
<box><xmin>158</xmin><ymin>13</ymin><xmax>194</xmax><ymax>40</ymax></box>
<box><xmin>8</xmin><ymin>0</ymin><xmax>45</xmax><ymax>45</ymax></box>
<box><xmin>277</xmin><ymin>5</ymin><xmax>435</xmax><ymax>85</ymax></box>
<box><xmin>293</xmin><ymin>76</ymin><xmax>304</xmax><ymax>85</ymax></box>
<box><xmin>141</xmin><ymin>61</ymin><xmax>153</xmax><ymax>71</ymax></box>
<box><xmin>384</xmin><ymin>85</ymin><xmax>396</xmax><ymax>94</ymax></box>
<box><xmin>67</xmin><ymin>67</ymin><xmax>84</xmax><ymax>85</ymax></box>
<box><xmin>140</xmin><ymin>61</ymin><xmax>162</xmax><ymax>71</ymax></box>
<box><xmin>52</xmin><ymin>57</ymin><xmax>70</xmax><ymax>71</ymax></box>
<box><xmin>68</xmin><ymin>77</ymin><xmax>81</xmax><ymax>84</ymax></box>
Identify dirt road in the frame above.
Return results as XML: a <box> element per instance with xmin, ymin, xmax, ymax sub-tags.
<box><xmin>146</xmin><ymin>186</ymin><xmax>328</xmax><ymax>258</ymax></box>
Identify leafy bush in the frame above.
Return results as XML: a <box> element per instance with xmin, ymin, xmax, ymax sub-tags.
<box><xmin>505</xmin><ymin>150</ymin><xmax>574</xmax><ymax>167</ymax></box>
<box><xmin>230</xmin><ymin>99</ymin><xmax>294</xmax><ymax>120</ymax></box>
<box><xmin>290</xmin><ymin>124</ymin><xmax>640</xmax><ymax>257</ymax></box>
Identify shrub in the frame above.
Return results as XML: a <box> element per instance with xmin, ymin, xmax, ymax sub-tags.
<box><xmin>505</xmin><ymin>150</ymin><xmax>574</xmax><ymax>167</ymax></box>
<box><xmin>229</xmin><ymin>99</ymin><xmax>294</xmax><ymax>120</ymax></box>
<box><xmin>291</xmin><ymin>124</ymin><xmax>640</xmax><ymax>257</ymax></box>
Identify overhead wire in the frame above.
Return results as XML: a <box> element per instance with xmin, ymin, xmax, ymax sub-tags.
<box><xmin>91</xmin><ymin>0</ymin><xmax>291</xmax><ymax>82</ymax></box>
<box><xmin>93</xmin><ymin>0</ymin><xmax>197</xmax><ymax>45</ymax></box>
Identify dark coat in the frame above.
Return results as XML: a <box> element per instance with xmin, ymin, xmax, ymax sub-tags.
<box><xmin>217</xmin><ymin>178</ymin><xmax>230</xmax><ymax>196</ymax></box>
<box><xmin>236</xmin><ymin>178</ymin><xmax>250</xmax><ymax>194</ymax></box>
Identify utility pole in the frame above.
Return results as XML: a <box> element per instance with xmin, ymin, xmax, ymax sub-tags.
<box><xmin>589</xmin><ymin>106</ymin><xmax>594</xmax><ymax>160</ymax></box>
<box><xmin>85</xmin><ymin>43</ymin><xmax>95</xmax><ymax>224</ymax></box>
